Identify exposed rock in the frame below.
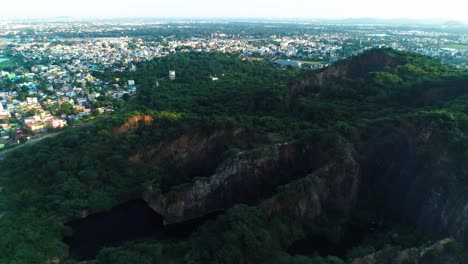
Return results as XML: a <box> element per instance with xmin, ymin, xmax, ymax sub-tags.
<box><xmin>130</xmin><ymin>127</ymin><xmax>245</xmax><ymax>179</ymax></box>
<box><xmin>359</xmin><ymin>118</ymin><xmax>468</xmax><ymax>243</ymax></box>
<box><xmin>46</xmin><ymin>257</ymin><xmax>61</xmax><ymax>264</ymax></box>
<box><xmin>288</xmin><ymin>49</ymin><xmax>402</xmax><ymax>97</ymax></box>
<box><xmin>140</xmin><ymin>114</ymin><xmax>468</xmax><ymax>244</ymax></box>
<box><xmin>134</xmin><ymin>50</ymin><xmax>467</xmax><ymax>242</ymax></box>
<box><xmin>360</xmin><ymin>238</ymin><xmax>467</xmax><ymax>264</ymax></box>
<box><xmin>113</xmin><ymin>115</ymin><xmax>154</xmax><ymax>135</ymax></box>
<box><xmin>261</xmin><ymin>142</ymin><xmax>360</xmax><ymax>219</ymax></box>
<box><xmin>143</xmin><ymin>140</ymin><xmax>341</xmax><ymax>224</ymax></box>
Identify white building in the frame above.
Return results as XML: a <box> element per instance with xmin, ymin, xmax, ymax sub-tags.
<box><xmin>169</xmin><ymin>71</ymin><xmax>176</xmax><ymax>80</ymax></box>
<box><xmin>26</xmin><ymin>97</ymin><xmax>38</xmax><ymax>105</ymax></box>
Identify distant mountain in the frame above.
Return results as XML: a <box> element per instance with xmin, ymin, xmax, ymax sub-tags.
<box><xmin>315</xmin><ymin>17</ymin><xmax>460</xmax><ymax>26</ymax></box>
<box><xmin>219</xmin><ymin>17</ymin><xmax>468</xmax><ymax>27</ymax></box>
<box><xmin>442</xmin><ymin>20</ymin><xmax>466</xmax><ymax>27</ymax></box>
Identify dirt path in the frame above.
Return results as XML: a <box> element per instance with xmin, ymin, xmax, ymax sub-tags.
<box><xmin>0</xmin><ymin>118</ymin><xmax>101</xmax><ymax>160</ymax></box>
<box><xmin>0</xmin><ymin>131</ymin><xmax>63</xmax><ymax>160</ymax></box>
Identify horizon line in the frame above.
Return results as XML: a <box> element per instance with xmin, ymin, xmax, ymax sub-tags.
<box><xmin>1</xmin><ymin>16</ymin><xmax>467</xmax><ymax>24</ymax></box>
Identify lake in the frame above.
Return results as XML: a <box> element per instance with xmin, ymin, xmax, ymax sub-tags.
<box><xmin>65</xmin><ymin>199</ymin><xmax>220</xmax><ymax>260</ymax></box>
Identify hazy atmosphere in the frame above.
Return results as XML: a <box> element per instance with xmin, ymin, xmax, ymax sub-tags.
<box><xmin>0</xmin><ymin>0</ymin><xmax>467</xmax><ymax>263</ymax></box>
<box><xmin>2</xmin><ymin>0</ymin><xmax>467</xmax><ymax>20</ymax></box>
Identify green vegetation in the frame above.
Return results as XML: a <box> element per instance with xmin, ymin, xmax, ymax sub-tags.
<box><xmin>0</xmin><ymin>56</ymin><xmax>20</xmax><ymax>71</ymax></box>
<box><xmin>299</xmin><ymin>60</ymin><xmax>324</xmax><ymax>65</ymax></box>
<box><xmin>445</xmin><ymin>44</ymin><xmax>468</xmax><ymax>51</ymax></box>
<box><xmin>0</xmin><ymin>49</ymin><xmax>467</xmax><ymax>263</ymax></box>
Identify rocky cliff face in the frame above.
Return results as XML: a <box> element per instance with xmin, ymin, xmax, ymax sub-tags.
<box><xmin>129</xmin><ymin>50</ymin><xmax>467</xmax><ymax>243</ymax></box>
<box><xmin>113</xmin><ymin>115</ymin><xmax>154</xmax><ymax>135</ymax></box>
<box><xmin>142</xmin><ymin>139</ymin><xmax>349</xmax><ymax>224</ymax></box>
<box><xmin>133</xmin><ymin>113</ymin><xmax>467</xmax><ymax>244</ymax></box>
<box><xmin>261</xmin><ymin>142</ymin><xmax>360</xmax><ymax>219</ymax></box>
<box><xmin>288</xmin><ymin>49</ymin><xmax>402</xmax><ymax>97</ymax></box>
<box><xmin>130</xmin><ymin>127</ymin><xmax>246</xmax><ymax>181</ymax></box>
<box><xmin>359</xmin><ymin>118</ymin><xmax>468</xmax><ymax>243</ymax></box>
<box><xmin>138</xmin><ymin>117</ymin><xmax>467</xmax><ymax>243</ymax></box>
<box><xmin>355</xmin><ymin>238</ymin><xmax>467</xmax><ymax>264</ymax></box>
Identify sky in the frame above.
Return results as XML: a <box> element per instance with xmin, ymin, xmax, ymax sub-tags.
<box><xmin>2</xmin><ymin>0</ymin><xmax>467</xmax><ymax>21</ymax></box>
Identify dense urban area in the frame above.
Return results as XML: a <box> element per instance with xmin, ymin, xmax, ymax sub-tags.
<box><xmin>0</xmin><ymin>19</ymin><xmax>467</xmax><ymax>150</ymax></box>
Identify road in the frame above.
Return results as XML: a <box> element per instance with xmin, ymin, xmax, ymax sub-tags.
<box><xmin>0</xmin><ymin>131</ymin><xmax>63</xmax><ymax>160</ymax></box>
<box><xmin>0</xmin><ymin>118</ymin><xmax>100</xmax><ymax>160</ymax></box>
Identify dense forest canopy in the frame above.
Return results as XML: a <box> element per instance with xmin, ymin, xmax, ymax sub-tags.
<box><xmin>0</xmin><ymin>49</ymin><xmax>467</xmax><ymax>263</ymax></box>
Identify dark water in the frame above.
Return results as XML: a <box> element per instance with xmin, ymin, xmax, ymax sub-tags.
<box><xmin>65</xmin><ymin>199</ymin><xmax>218</xmax><ymax>260</ymax></box>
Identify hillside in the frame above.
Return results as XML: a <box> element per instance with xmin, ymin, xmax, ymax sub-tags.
<box><xmin>0</xmin><ymin>49</ymin><xmax>467</xmax><ymax>263</ymax></box>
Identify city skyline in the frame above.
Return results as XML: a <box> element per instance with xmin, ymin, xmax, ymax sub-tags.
<box><xmin>1</xmin><ymin>0</ymin><xmax>467</xmax><ymax>22</ymax></box>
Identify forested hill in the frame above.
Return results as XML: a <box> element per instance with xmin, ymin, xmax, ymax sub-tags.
<box><xmin>0</xmin><ymin>49</ymin><xmax>467</xmax><ymax>263</ymax></box>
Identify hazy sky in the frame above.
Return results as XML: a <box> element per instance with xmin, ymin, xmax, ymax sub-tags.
<box><xmin>2</xmin><ymin>0</ymin><xmax>467</xmax><ymax>21</ymax></box>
